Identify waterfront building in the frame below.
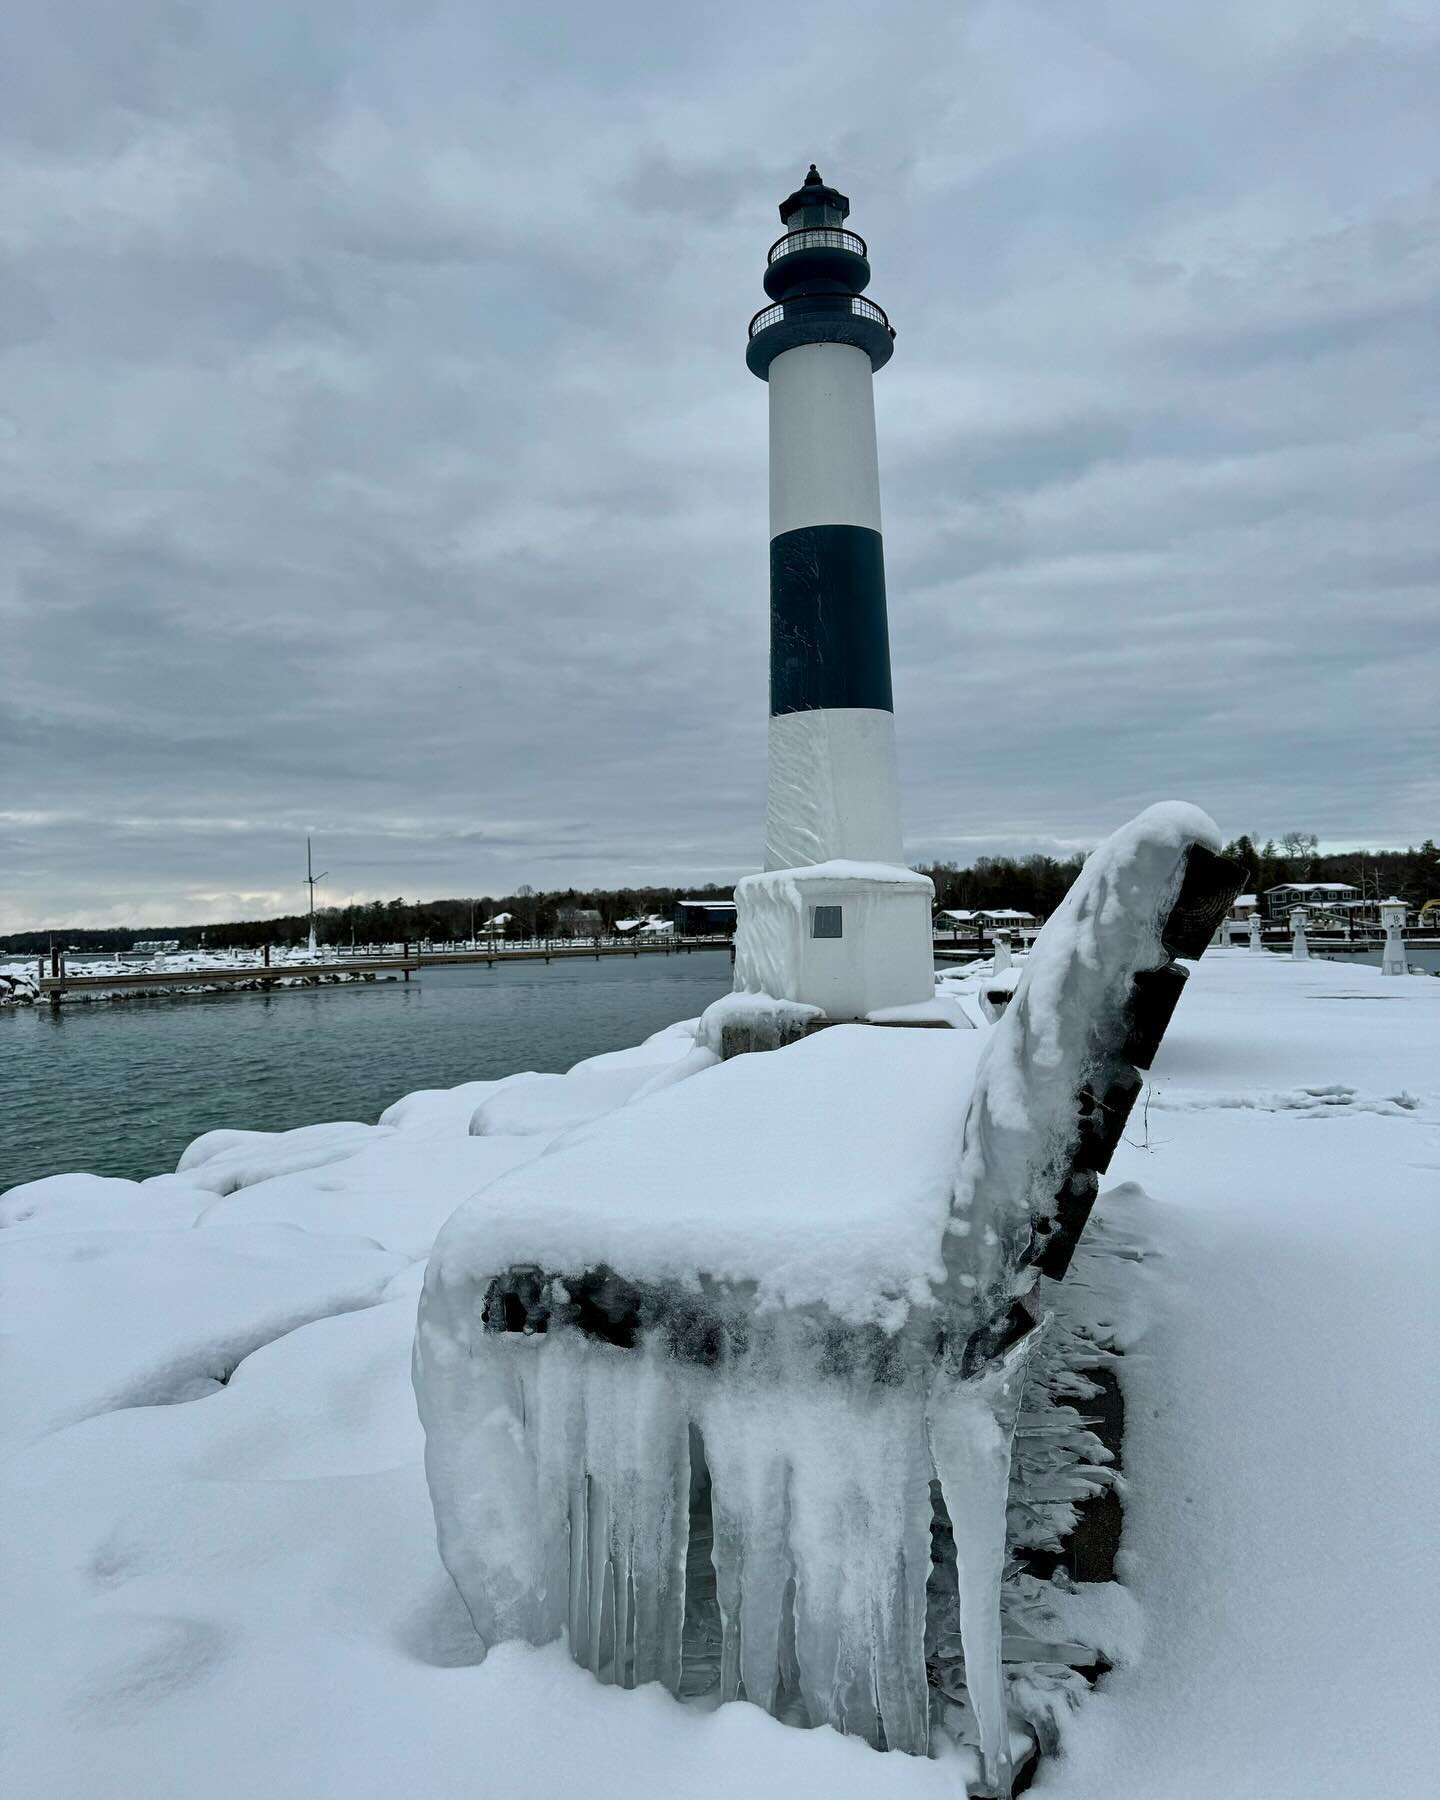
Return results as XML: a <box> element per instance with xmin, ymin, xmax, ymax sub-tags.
<box><xmin>933</xmin><ymin>907</ymin><xmax>1040</xmax><ymax>942</ymax></box>
<box><xmin>555</xmin><ymin>908</ymin><xmax>603</xmax><ymax>938</ymax></box>
<box><xmin>672</xmin><ymin>899</ymin><xmax>738</xmax><ymax>936</ymax></box>
<box><xmin>973</xmin><ymin>907</ymin><xmax>1038</xmax><ymax>932</ymax></box>
<box><xmin>1264</xmin><ymin>881</ymin><xmax>1357</xmax><ymax>919</ymax></box>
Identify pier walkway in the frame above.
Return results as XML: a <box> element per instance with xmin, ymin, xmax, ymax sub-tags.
<box><xmin>35</xmin><ymin>938</ymin><xmax>734</xmax><ymax>1004</ymax></box>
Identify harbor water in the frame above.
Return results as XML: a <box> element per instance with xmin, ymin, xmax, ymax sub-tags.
<box><xmin>4</xmin><ymin>944</ymin><xmax>1434</xmax><ymax>1196</ymax></box>
<box><xmin>1</xmin><ymin>954</ymin><xmax>735</xmax><ymax>1194</ymax></box>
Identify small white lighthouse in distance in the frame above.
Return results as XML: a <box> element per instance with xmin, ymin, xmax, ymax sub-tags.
<box><xmin>730</xmin><ymin>167</ymin><xmax>935</xmax><ymax>1025</ymax></box>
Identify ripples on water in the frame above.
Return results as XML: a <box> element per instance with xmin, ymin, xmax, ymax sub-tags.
<box><xmin>0</xmin><ymin>954</ymin><xmax>735</xmax><ymax>1194</ymax></box>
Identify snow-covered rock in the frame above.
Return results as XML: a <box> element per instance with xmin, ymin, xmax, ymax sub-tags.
<box><xmin>0</xmin><ymin>1224</ymin><xmax>406</xmax><ymax>1454</ymax></box>
<box><xmin>177</xmin><ymin>1120</ymin><xmax>394</xmax><ymax>1194</ymax></box>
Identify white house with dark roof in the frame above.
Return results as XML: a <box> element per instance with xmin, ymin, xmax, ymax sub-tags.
<box><xmin>1264</xmin><ymin>882</ymin><xmax>1357</xmax><ymax>919</ymax></box>
<box><xmin>974</xmin><ymin>907</ymin><xmax>1038</xmax><ymax>927</ymax></box>
<box><xmin>932</xmin><ymin>906</ymin><xmax>1039</xmax><ymax>941</ymax></box>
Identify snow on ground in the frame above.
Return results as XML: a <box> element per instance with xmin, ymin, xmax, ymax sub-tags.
<box><xmin>0</xmin><ymin>1224</ymin><xmax>406</xmax><ymax>1456</ymax></box>
<box><xmin>1046</xmin><ymin>950</ymin><xmax>1439</xmax><ymax>1800</ymax></box>
<box><xmin>1</xmin><ymin>958</ymin><xmax>1437</xmax><ymax>1797</ymax></box>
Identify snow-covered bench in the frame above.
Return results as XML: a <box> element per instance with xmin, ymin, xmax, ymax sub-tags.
<box><xmin>414</xmin><ymin>804</ymin><xmax>1244</xmax><ymax>1797</ymax></box>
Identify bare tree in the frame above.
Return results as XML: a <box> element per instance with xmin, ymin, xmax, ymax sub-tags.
<box><xmin>1279</xmin><ymin>831</ymin><xmax>1319</xmax><ymax>878</ymax></box>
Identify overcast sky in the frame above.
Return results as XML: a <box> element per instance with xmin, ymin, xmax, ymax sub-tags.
<box><xmin>2</xmin><ymin>0</ymin><xmax>1437</xmax><ymax>929</ymax></box>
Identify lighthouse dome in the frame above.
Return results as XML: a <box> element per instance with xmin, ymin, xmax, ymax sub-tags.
<box><xmin>778</xmin><ymin>164</ymin><xmax>850</xmax><ymax>229</ymax></box>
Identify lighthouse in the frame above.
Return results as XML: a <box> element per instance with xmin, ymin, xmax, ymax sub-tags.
<box><xmin>731</xmin><ymin>167</ymin><xmax>935</xmax><ymax>1024</ymax></box>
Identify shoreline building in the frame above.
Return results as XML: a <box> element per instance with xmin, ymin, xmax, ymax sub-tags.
<box><xmin>731</xmin><ymin>167</ymin><xmax>934</xmax><ymax>1020</ymax></box>
<box><xmin>672</xmin><ymin>898</ymin><xmax>738</xmax><ymax>937</ymax></box>
<box><xmin>1263</xmin><ymin>881</ymin><xmax>1357</xmax><ymax>920</ymax></box>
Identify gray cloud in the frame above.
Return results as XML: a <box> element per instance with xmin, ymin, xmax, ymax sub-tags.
<box><xmin>1</xmin><ymin>0</ymin><xmax>1437</xmax><ymax>929</ymax></box>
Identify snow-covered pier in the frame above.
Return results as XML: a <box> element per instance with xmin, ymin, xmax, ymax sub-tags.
<box><xmin>1</xmin><ymin>931</ymin><xmax>1435</xmax><ymax>1799</ymax></box>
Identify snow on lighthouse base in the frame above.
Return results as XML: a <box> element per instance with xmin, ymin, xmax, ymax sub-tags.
<box><xmin>730</xmin><ymin>859</ymin><xmax>935</xmax><ymax>1025</ymax></box>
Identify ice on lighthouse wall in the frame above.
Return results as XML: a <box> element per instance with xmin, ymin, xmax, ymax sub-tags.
<box><xmin>730</xmin><ymin>865</ymin><xmax>810</xmax><ymax>1000</ymax></box>
<box><xmin>763</xmin><ymin>708</ymin><xmax>905</xmax><ymax>870</ymax></box>
<box><xmin>732</xmin><ymin>859</ymin><xmax>934</xmax><ymax>1020</ymax></box>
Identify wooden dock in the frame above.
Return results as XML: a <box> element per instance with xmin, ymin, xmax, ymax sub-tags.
<box><xmin>35</xmin><ymin>938</ymin><xmax>734</xmax><ymax>1003</ymax></box>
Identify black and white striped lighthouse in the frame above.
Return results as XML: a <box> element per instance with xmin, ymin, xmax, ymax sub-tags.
<box><xmin>732</xmin><ymin>168</ymin><xmax>934</xmax><ymax>1022</ymax></box>
<box><xmin>746</xmin><ymin>165</ymin><xmax>903</xmax><ymax>872</ymax></box>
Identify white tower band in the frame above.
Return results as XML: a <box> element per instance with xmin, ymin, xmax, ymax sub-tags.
<box><xmin>732</xmin><ymin>167</ymin><xmax>934</xmax><ymax>1022</ymax></box>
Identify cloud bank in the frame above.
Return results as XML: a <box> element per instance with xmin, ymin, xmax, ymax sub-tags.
<box><xmin>2</xmin><ymin>0</ymin><xmax>1436</xmax><ymax>927</ymax></box>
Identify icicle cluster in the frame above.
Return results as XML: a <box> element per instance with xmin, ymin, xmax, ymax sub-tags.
<box><xmin>414</xmin><ymin>1290</ymin><xmax>942</xmax><ymax>1754</ymax></box>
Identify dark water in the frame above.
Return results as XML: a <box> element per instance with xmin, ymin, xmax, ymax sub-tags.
<box><xmin>0</xmin><ymin>954</ymin><xmax>734</xmax><ymax>1194</ymax></box>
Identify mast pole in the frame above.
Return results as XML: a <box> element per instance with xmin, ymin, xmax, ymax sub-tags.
<box><xmin>305</xmin><ymin>837</ymin><xmax>328</xmax><ymax>958</ymax></box>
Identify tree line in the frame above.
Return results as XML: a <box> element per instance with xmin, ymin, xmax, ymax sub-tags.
<box><xmin>4</xmin><ymin>834</ymin><xmax>1435</xmax><ymax>955</ymax></box>
<box><xmin>0</xmin><ymin>882</ymin><xmax>736</xmax><ymax>956</ymax></box>
<box><xmin>915</xmin><ymin>834</ymin><xmax>1438</xmax><ymax>920</ymax></box>
<box><xmin>1212</xmin><ymin>833</ymin><xmax>1439</xmax><ymax>907</ymax></box>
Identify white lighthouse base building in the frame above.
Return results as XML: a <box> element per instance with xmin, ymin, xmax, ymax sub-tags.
<box><xmin>732</xmin><ymin>860</ymin><xmax>935</xmax><ymax>1022</ymax></box>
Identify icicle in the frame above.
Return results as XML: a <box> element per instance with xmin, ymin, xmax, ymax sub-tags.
<box><xmin>513</xmin><ymin>1334</ymin><xmax>691</xmax><ymax>1693</ymax></box>
<box><xmin>569</xmin><ymin>1464</ymin><xmax>590</xmax><ymax>1652</ymax></box>
<box><xmin>927</xmin><ymin>1329</ymin><xmax>1040</xmax><ymax>1799</ymax></box>
<box><xmin>617</xmin><ymin>1348</ymin><xmax>690</xmax><ymax>1692</ymax></box>
<box><xmin>586</xmin><ymin>1466</ymin><xmax>613</xmax><ymax>1675</ymax></box>
<box><xmin>701</xmin><ymin>1381</ymin><xmax>793</xmax><ymax>1710</ymax></box>
<box><xmin>780</xmin><ymin>1367</ymin><xmax>932</xmax><ymax>1754</ymax></box>
<box><xmin>679</xmin><ymin>1428</ymin><xmax>722</xmax><ymax>1698</ymax></box>
<box><xmin>526</xmin><ymin>1337</ymin><xmax>588</xmax><ymax>1645</ymax></box>
<box><xmin>412</xmin><ymin>1320</ymin><xmax>549</xmax><ymax>1651</ymax></box>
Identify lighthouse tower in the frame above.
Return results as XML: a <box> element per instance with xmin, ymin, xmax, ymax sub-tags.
<box><xmin>731</xmin><ymin>167</ymin><xmax>934</xmax><ymax>1023</ymax></box>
